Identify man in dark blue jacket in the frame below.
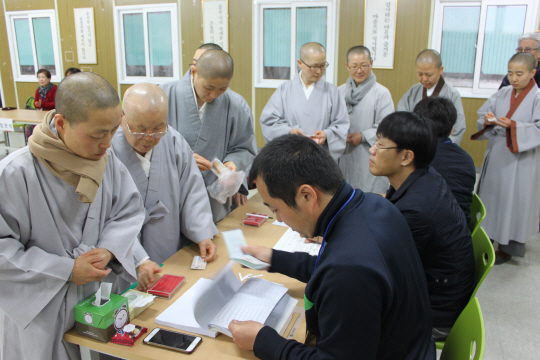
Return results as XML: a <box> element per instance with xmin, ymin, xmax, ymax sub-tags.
<box><xmin>229</xmin><ymin>134</ymin><xmax>435</xmax><ymax>360</ymax></box>
<box><xmin>413</xmin><ymin>96</ymin><xmax>476</xmax><ymax>224</ymax></box>
<box><xmin>369</xmin><ymin>112</ymin><xmax>475</xmax><ymax>341</ymax></box>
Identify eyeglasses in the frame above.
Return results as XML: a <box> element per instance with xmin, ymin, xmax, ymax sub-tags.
<box><xmin>123</xmin><ymin>112</ymin><xmax>168</xmax><ymax>140</ymax></box>
<box><xmin>348</xmin><ymin>64</ymin><xmax>371</xmax><ymax>72</ymax></box>
<box><xmin>372</xmin><ymin>141</ymin><xmax>400</xmax><ymax>151</ymax></box>
<box><xmin>516</xmin><ymin>47</ymin><xmax>538</xmax><ymax>53</ymax></box>
<box><xmin>300</xmin><ymin>59</ymin><xmax>329</xmax><ymax>72</ymax></box>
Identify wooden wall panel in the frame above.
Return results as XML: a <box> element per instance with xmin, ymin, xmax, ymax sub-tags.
<box><xmin>336</xmin><ymin>0</ymin><xmax>365</xmax><ymax>86</ymax></box>
<box><xmin>57</xmin><ymin>0</ymin><xmax>118</xmax><ymax>93</ymax></box>
<box><xmin>228</xmin><ymin>0</ymin><xmax>252</xmax><ymax>109</ymax></box>
<box><xmin>180</xmin><ymin>0</ymin><xmax>203</xmax><ymax>74</ymax></box>
<box><xmin>370</xmin><ymin>0</ymin><xmax>432</xmax><ymax>106</ymax></box>
<box><xmin>0</xmin><ymin>2</ymin><xmax>16</xmax><ymax>107</ymax></box>
<box><xmin>254</xmin><ymin>88</ymin><xmax>274</xmax><ymax>147</ymax></box>
<box><xmin>120</xmin><ymin>84</ymin><xmax>133</xmax><ymax>100</ymax></box>
<box><xmin>4</xmin><ymin>0</ymin><xmax>54</xmax><ymax>11</ymax></box>
<box><xmin>116</xmin><ymin>0</ymin><xmax>175</xmax><ymax>6</ymax></box>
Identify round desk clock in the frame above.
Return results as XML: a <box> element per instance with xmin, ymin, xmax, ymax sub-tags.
<box><xmin>114</xmin><ymin>304</ymin><xmax>129</xmax><ymax>331</ymax></box>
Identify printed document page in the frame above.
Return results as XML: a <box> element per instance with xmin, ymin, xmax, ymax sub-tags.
<box><xmin>155</xmin><ymin>263</ymin><xmax>241</xmax><ymax>338</ymax></box>
<box><xmin>273</xmin><ymin>227</ymin><xmax>321</xmax><ymax>256</ymax></box>
<box><xmin>208</xmin><ymin>277</ymin><xmax>288</xmax><ymax>337</ymax></box>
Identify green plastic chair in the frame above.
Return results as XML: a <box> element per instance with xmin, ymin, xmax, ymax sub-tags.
<box><xmin>436</xmin><ymin>226</ymin><xmax>494</xmax><ymax>350</ymax></box>
<box><xmin>469</xmin><ymin>193</ymin><xmax>486</xmax><ymax>236</ymax></box>
<box><xmin>24</xmin><ymin>96</ymin><xmax>36</xmax><ymax>110</ymax></box>
<box><xmin>470</xmin><ymin>227</ymin><xmax>495</xmax><ymax>297</ymax></box>
<box><xmin>440</xmin><ymin>297</ymin><xmax>485</xmax><ymax>360</ymax></box>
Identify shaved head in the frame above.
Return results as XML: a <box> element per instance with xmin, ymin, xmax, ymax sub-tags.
<box><xmin>193</xmin><ymin>43</ymin><xmax>224</xmax><ymax>64</ymax></box>
<box><xmin>416</xmin><ymin>49</ymin><xmax>442</xmax><ymax>69</ymax></box>
<box><xmin>509</xmin><ymin>52</ymin><xmax>536</xmax><ymax>72</ymax></box>
<box><xmin>300</xmin><ymin>42</ymin><xmax>326</xmax><ymax>61</ymax></box>
<box><xmin>123</xmin><ymin>83</ymin><xmax>168</xmax><ymax>120</ymax></box>
<box><xmin>56</xmin><ymin>72</ymin><xmax>119</xmax><ymax>125</ymax></box>
<box><xmin>198</xmin><ymin>43</ymin><xmax>223</xmax><ymax>51</ymax></box>
<box><xmin>121</xmin><ymin>83</ymin><xmax>169</xmax><ymax>155</ymax></box>
<box><xmin>194</xmin><ymin>49</ymin><xmax>234</xmax><ymax>79</ymax></box>
<box><xmin>347</xmin><ymin>45</ymin><xmax>372</xmax><ymax>63</ymax></box>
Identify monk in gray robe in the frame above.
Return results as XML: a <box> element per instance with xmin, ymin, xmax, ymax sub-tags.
<box><xmin>397</xmin><ymin>49</ymin><xmax>466</xmax><ymax>145</ymax></box>
<box><xmin>160</xmin><ymin>50</ymin><xmax>256</xmax><ymax>222</ymax></box>
<box><xmin>472</xmin><ymin>53</ymin><xmax>540</xmax><ymax>264</ymax></box>
<box><xmin>111</xmin><ymin>84</ymin><xmax>218</xmax><ymax>285</ymax></box>
<box><xmin>338</xmin><ymin>46</ymin><xmax>394</xmax><ymax>192</ymax></box>
<box><xmin>0</xmin><ymin>72</ymin><xmax>145</xmax><ymax>360</ymax></box>
<box><xmin>186</xmin><ymin>43</ymin><xmax>252</xmax><ymax>206</ymax></box>
<box><xmin>260</xmin><ymin>42</ymin><xmax>350</xmax><ymax>161</ymax></box>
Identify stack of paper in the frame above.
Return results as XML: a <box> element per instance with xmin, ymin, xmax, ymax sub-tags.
<box><xmin>155</xmin><ymin>263</ymin><xmax>297</xmax><ymax>338</ymax></box>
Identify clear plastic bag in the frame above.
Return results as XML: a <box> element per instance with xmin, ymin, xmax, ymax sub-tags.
<box><xmin>207</xmin><ymin>158</ymin><xmax>245</xmax><ymax>204</ymax></box>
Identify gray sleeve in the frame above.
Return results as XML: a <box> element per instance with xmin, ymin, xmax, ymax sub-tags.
<box><xmin>449</xmin><ymin>90</ymin><xmax>466</xmax><ymax>145</ymax></box>
<box><xmin>396</xmin><ymin>88</ymin><xmax>413</xmax><ymax>112</ymax></box>
<box><xmin>362</xmin><ymin>87</ymin><xmax>395</xmax><ymax>146</ymax></box>
<box><xmin>323</xmin><ymin>87</ymin><xmax>350</xmax><ymax>160</ymax></box>
<box><xmin>260</xmin><ymin>86</ymin><xmax>294</xmax><ymax>142</ymax></box>
<box><xmin>175</xmin><ymin>134</ymin><xmax>219</xmax><ymax>242</ymax></box>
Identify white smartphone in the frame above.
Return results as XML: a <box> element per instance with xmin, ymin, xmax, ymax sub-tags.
<box><xmin>143</xmin><ymin>328</ymin><xmax>202</xmax><ymax>353</ymax></box>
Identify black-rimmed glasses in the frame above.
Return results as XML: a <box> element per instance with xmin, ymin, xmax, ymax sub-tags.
<box><xmin>300</xmin><ymin>59</ymin><xmax>329</xmax><ymax>72</ymax></box>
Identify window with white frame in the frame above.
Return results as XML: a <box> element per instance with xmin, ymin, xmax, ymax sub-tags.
<box><xmin>5</xmin><ymin>10</ymin><xmax>62</xmax><ymax>82</ymax></box>
<box><xmin>114</xmin><ymin>4</ymin><xmax>179</xmax><ymax>84</ymax></box>
<box><xmin>431</xmin><ymin>0</ymin><xmax>539</xmax><ymax>98</ymax></box>
<box><xmin>255</xmin><ymin>1</ymin><xmax>336</xmax><ymax>88</ymax></box>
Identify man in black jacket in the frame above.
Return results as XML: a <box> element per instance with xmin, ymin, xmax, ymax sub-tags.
<box><xmin>369</xmin><ymin>112</ymin><xmax>475</xmax><ymax>341</ymax></box>
<box><xmin>413</xmin><ymin>96</ymin><xmax>476</xmax><ymax>224</ymax></box>
<box><xmin>229</xmin><ymin>134</ymin><xmax>435</xmax><ymax>360</ymax></box>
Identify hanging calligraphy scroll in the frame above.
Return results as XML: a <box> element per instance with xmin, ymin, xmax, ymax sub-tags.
<box><xmin>364</xmin><ymin>0</ymin><xmax>397</xmax><ymax>69</ymax></box>
<box><xmin>74</xmin><ymin>8</ymin><xmax>97</xmax><ymax>64</ymax></box>
<box><xmin>202</xmin><ymin>0</ymin><xmax>229</xmax><ymax>52</ymax></box>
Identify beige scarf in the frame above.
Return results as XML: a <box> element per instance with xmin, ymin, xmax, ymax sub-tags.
<box><xmin>28</xmin><ymin>110</ymin><xmax>108</xmax><ymax>203</ymax></box>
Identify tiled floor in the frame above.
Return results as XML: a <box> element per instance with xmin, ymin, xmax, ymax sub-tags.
<box><xmin>1</xmin><ymin>143</ymin><xmax>539</xmax><ymax>359</ymax></box>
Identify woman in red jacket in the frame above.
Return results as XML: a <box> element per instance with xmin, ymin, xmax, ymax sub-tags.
<box><xmin>34</xmin><ymin>69</ymin><xmax>57</xmax><ymax>110</ymax></box>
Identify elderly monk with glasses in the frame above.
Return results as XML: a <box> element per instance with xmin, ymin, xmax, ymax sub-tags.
<box><xmin>111</xmin><ymin>83</ymin><xmax>218</xmax><ymax>291</ymax></box>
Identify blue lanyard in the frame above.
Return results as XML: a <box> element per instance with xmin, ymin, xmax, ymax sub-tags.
<box><xmin>313</xmin><ymin>189</ymin><xmax>356</xmax><ymax>274</ymax></box>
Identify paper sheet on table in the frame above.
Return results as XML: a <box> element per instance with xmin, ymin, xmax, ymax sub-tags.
<box><xmin>273</xmin><ymin>227</ymin><xmax>321</xmax><ymax>256</ymax></box>
<box><xmin>272</xmin><ymin>220</ymin><xmax>289</xmax><ymax>227</ymax></box>
<box><xmin>222</xmin><ymin>229</ymin><xmax>270</xmax><ymax>269</ymax></box>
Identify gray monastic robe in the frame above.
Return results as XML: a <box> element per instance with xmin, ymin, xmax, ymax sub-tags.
<box><xmin>0</xmin><ymin>147</ymin><xmax>144</xmax><ymax>360</ymax></box>
<box><xmin>260</xmin><ymin>74</ymin><xmax>350</xmax><ymax>160</ymax></box>
<box><xmin>396</xmin><ymin>81</ymin><xmax>466</xmax><ymax>145</ymax></box>
<box><xmin>475</xmin><ymin>83</ymin><xmax>540</xmax><ymax>246</ymax></box>
<box><xmin>111</xmin><ymin>126</ymin><xmax>218</xmax><ymax>264</ymax></box>
<box><xmin>160</xmin><ymin>71</ymin><xmax>257</xmax><ymax>222</ymax></box>
<box><xmin>338</xmin><ymin>81</ymin><xmax>394</xmax><ymax>193</ymax></box>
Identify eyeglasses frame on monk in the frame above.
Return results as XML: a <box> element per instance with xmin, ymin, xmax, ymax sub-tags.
<box><xmin>347</xmin><ymin>64</ymin><xmax>371</xmax><ymax>72</ymax></box>
<box><xmin>123</xmin><ymin>111</ymin><xmax>169</xmax><ymax>140</ymax></box>
<box><xmin>516</xmin><ymin>47</ymin><xmax>538</xmax><ymax>53</ymax></box>
<box><xmin>300</xmin><ymin>59</ymin><xmax>330</xmax><ymax>72</ymax></box>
